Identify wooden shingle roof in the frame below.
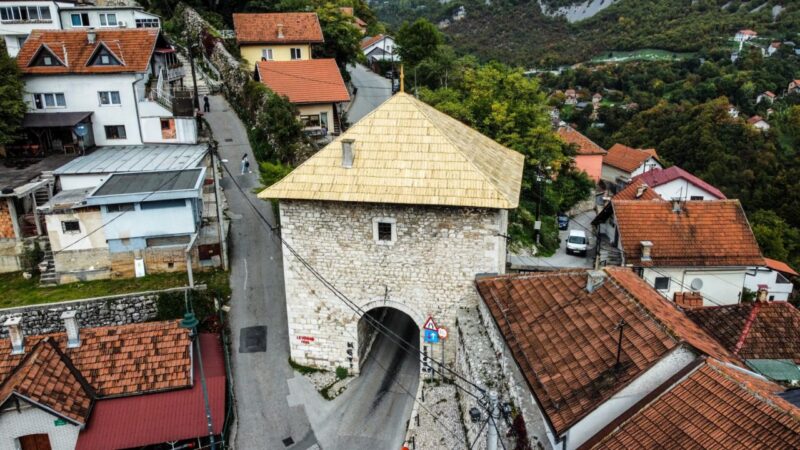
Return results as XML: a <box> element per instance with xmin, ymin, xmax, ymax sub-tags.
<box><xmin>259</xmin><ymin>93</ymin><xmax>525</xmax><ymax>209</ymax></box>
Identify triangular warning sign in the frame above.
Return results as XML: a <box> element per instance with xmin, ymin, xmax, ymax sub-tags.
<box><xmin>423</xmin><ymin>316</ymin><xmax>438</xmax><ymax>331</ymax></box>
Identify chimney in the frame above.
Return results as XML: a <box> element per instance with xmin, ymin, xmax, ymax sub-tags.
<box><xmin>640</xmin><ymin>241</ymin><xmax>653</xmax><ymax>262</ymax></box>
<box><xmin>756</xmin><ymin>284</ymin><xmax>769</xmax><ymax>302</ymax></box>
<box><xmin>61</xmin><ymin>310</ymin><xmax>80</xmax><ymax>348</ymax></box>
<box><xmin>586</xmin><ymin>270</ymin><xmax>606</xmax><ymax>293</ymax></box>
<box><xmin>3</xmin><ymin>316</ymin><xmax>24</xmax><ymax>355</ymax></box>
<box><xmin>341</xmin><ymin>139</ymin><xmax>355</xmax><ymax>168</ymax></box>
<box><xmin>635</xmin><ymin>184</ymin><xmax>647</xmax><ymax>198</ymax></box>
<box><xmin>276</xmin><ymin>23</ymin><xmax>284</xmax><ymax>39</ymax></box>
<box><xmin>671</xmin><ymin>199</ymin><xmax>682</xmax><ymax>213</ymax></box>
<box><xmin>87</xmin><ymin>28</ymin><xmax>96</xmax><ymax>45</ymax></box>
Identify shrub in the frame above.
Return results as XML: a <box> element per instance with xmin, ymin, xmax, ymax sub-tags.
<box><xmin>335</xmin><ymin>366</ymin><xmax>349</xmax><ymax>380</ymax></box>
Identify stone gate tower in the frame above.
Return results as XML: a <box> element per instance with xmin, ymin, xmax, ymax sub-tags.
<box><xmin>259</xmin><ymin>93</ymin><xmax>524</xmax><ymax>373</ymax></box>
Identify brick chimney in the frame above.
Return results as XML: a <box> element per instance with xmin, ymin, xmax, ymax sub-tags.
<box><xmin>87</xmin><ymin>28</ymin><xmax>96</xmax><ymax>45</ymax></box>
<box><xmin>640</xmin><ymin>241</ymin><xmax>653</xmax><ymax>262</ymax></box>
<box><xmin>674</xmin><ymin>292</ymin><xmax>703</xmax><ymax>309</ymax></box>
<box><xmin>586</xmin><ymin>270</ymin><xmax>606</xmax><ymax>293</ymax></box>
<box><xmin>635</xmin><ymin>184</ymin><xmax>647</xmax><ymax>198</ymax></box>
<box><xmin>3</xmin><ymin>316</ymin><xmax>24</xmax><ymax>355</ymax></box>
<box><xmin>671</xmin><ymin>199</ymin><xmax>682</xmax><ymax>213</ymax></box>
<box><xmin>61</xmin><ymin>310</ymin><xmax>81</xmax><ymax>348</ymax></box>
<box><xmin>342</xmin><ymin>139</ymin><xmax>355</xmax><ymax>168</ymax></box>
<box><xmin>756</xmin><ymin>284</ymin><xmax>769</xmax><ymax>302</ymax></box>
<box><xmin>277</xmin><ymin>23</ymin><xmax>284</xmax><ymax>39</ymax></box>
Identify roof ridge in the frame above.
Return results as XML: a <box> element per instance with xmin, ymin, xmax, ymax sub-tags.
<box><xmin>733</xmin><ymin>302</ymin><xmax>761</xmax><ymax>356</ymax></box>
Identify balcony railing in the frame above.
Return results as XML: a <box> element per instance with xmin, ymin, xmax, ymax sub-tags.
<box><xmin>165</xmin><ymin>66</ymin><xmax>185</xmax><ymax>81</ymax></box>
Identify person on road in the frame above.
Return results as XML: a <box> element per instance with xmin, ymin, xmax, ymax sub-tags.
<box><xmin>203</xmin><ymin>95</ymin><xmax>210</xmax><ymax>112</ymax></box>
<box><xmin>241</xmin><ymin>154</ymin><xmax>249</xmax><ymax>174</ymax></box>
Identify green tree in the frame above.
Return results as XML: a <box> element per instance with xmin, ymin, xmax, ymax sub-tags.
<box><xmin>749</xmin><ymin>209</ymin><xmax>800</xmax><ymax>269</ymax></box>
<box><xmin>313</xmin><ymin>4</ymin><xmax>363</xmax><ymax>71</ymax></box>
<box><xmin>0</xmin><ymin>46</ymin><xmax>26</xmax><ymax>146</ymax></box>
<box><xmin>396</xmin><ymin>18</ymin><xmax>443</xmax><ymax>68</ymax></box>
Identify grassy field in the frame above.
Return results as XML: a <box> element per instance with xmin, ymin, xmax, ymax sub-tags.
<box><xmin>0</xmin><ymin>270</ymin><xmax>230</xmax><ymax>309</ymax></box>
<box><xmin>591</xmin><ymin>49</ymin><xmax>697</xmax><ymax>63</ymax></box>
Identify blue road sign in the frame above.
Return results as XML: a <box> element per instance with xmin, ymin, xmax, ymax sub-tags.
<box><xmin>424</xmin><ymin>329</ymin><xmax>440</xmax><ymax>344</ymax></box>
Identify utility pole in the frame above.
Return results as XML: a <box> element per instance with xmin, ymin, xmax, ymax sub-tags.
<box><xmin>210</xmin><ymin>143</ymin><xmax>227</xmax><ymax>270</ymax></box>
<box><xmin>487</xmin><ymin>390</ymin><xmax>499</xmax><ymax>450</ymax></box>
<box><xmin>189</xmin><ymin>43</ymin><xmax>200</xmax><ymax>109</ymax></box>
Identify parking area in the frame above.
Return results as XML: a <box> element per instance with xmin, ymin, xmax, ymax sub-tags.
<box><xmin>507</xmin><ymin>209</ymin><xmax>597</xmax><ymax>270</ymax></box>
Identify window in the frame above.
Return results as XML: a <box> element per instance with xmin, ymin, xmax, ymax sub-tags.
<box><xmin>33</xmin><ymin>93</ymin><xmax>66</xmax><ymax>109</ymax></box>
<box><xmin>1</xmin><ymin>6</ymin><xmax>50</xmax><ymax>22</ymax></box>
<box><xmin>290</xmin><ymin>48</ymin><xmax>302</xmax><ymax>60</ymax></box>
<box><xmin>61</xmin><ymin>220</ymin><xmax>80</xmax><ymax>233</ymax></box>
<box><xmin>261</xmin><ymin>48</ymin><xmax>273</xmax><ymax>60</ymax></box>
<box><xmin>320</xmin><ymin>112</ymin><xmax>329</xmax><ymax>130</ymax></box>
<box><xmin>99</xmin><ymin>13</ymin><xmax>117</xmax><ymax>27</ymax></box>
<box><xmin>106</xmin><ymin>203</ymin><xmax>134</xmax><ymax>213</ymax></box>
<box><xmin>372</xmin><ymin>218</ymin><xmax>396</xmax><ymax>244</ymax></box>
<box><xmin>71</xmin><ymin>13</ymin><xmax>89</xmax><ymax>27</ymax></box>
<box><xmin>30</xmin><ymin>48</ymin><xmax>63</xmax><ymax>67</ymax></box>
<box><xmin>18</xmin><ymin>434</ymin><xmax>52</xmax><ymax>450</ymax></box>
<box><xmin>104</xmin><ymin>125</ymin><xmax>126</xmax><ymax>140</ymax></box>
<box><xmin>690</xmin><ymin>195</ymin><xmax>704</xmax><ymax>200</ymax></box>
<box><xmin>377</xmin><ymin>222</ymin><xmax>392</xmax><ymax>241</ymax></box>
<box><xmin>88</xmin><ymin>45</ymin><xmax>121</xmax><ymax>66</ymax></box>
<box><xmin>140</xmin><ymin>199</ymin><xmax>186</xmax><ymax>210</ymax></box>
<box><xmin>98</xmin><ymin>91</ymin><xmax>121</xmax><ymax>106</ymax></box>
<box><xmin>654</xmin><ymin>276</ymin><xmax>670</xmax><ymax>291</ymax></box>
<box><xmin>17</xmin><ymin>36</ymin><xmax>26</xmax><ymax>48</ymax></box>
<box><xmin>135</xmin><ymin>18</ymin><xmax>160</xmax><ymax>28</ymax></box>
<box><xmin>160</xmin><ymin>118</ymin><xmax>176</xmax><ymax>139</ymax></box>
<box><xmin>299</xmin><ymin>114</ymin><xmax>320</xmax><ymax>128</ymax></box>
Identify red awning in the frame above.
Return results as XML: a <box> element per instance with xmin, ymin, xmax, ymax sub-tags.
<box><xmin>76</xmin><ymin>333</ymin><xmax>226</xmax><ymax>450</ymax></box>
<box><xmin>155</xmin><ymin>47</ymin><xmax>176</xmax><ymax>54</ymax></box>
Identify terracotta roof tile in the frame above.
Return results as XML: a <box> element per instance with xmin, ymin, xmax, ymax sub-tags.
<box><xmin>257</xmin><ymin>58</ymin><xmax>350</xmax><ymax>104</ymax></box>
<box><xmin>591</xmin><ymin>360</ymin><xmax>800</xmax><ymax>449</ymax></box>
<box><xmin>17</xmin><ymin>29</ymin><xmax>159</xmax><ymax>75</ymax></box>
<box><xmin>765</xmin><ymin>258</ymin><xmax>799</xmax><ymax>276</ymax></box>
<box><xmin>0</xmin><ymin>321</ymin><xmax>190</xmax><ymax>398</ymax></box>
<box><xmin>604</xmin><ymin>144</ymin><xmax>658</xmax><ymax>173</ymax></box>
<box><xmin>361</xmin><ymin>34</ymin><xmax>385</xmax><ymax>50</ymax></box>
<box><xmin>611</xmin><ymin>199</ymin><xmax>764</xmax><ymax>267</ymax></box>
<box><xmin>233</xmin><ymin>13</ymin><xmax>323</xmax><ymax>44</ymax></box>
<box><xmin>633</xmin><ymin>166</ymin><xmax>726</xmax><ymax>199</ymax></box>
<box><xmin>557</xmin><ymin>126</ymin><xmax>607</xmax><ymax>156</ymax></box>
<box><xmin>612</xmin><ymin>179</ymin><xmax>662</xmax><ymax>201</ymax></box>
<box><xmin>686</xmin><ymin>302</ymin><xmax>800</xmax><ymax>363</ymax></box>
<box><xmin>0</xmin><ymin>338</ymin><xmax>93</xmax><ymax>424</ymax></box>
<box><xmin>674</xmin><ymin>291</ymin><xmax>704</xmax><ymax>309</ymax></box>
<box><xmin>475</xmin><ymin>268</ymin><xmax>737</xmax><ymax>436</ymax></box>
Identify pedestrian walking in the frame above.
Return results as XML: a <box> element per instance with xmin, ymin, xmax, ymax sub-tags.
<box><xmin>203</xmin><ymin>95</ymin><xmax>210</xmax><ymax>112</ymax></box>
<box><xmin>240</xmin><ymin>154</ymin><xmax>249</xmax><ymax>175</ymax></box>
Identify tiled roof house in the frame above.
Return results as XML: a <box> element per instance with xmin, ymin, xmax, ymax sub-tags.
<box><xmin>601</xmin><ymin>144</ymin><xmax>662</xmax><ymax>189</ymax></box>
<box><xmin>632</xmin><ymin>166</ymin><xmax>727</xmax><ymax>200</ymax></box>
<box><xmin>557</xmin><ymin>126</ymin><xmax>606</xmax><ymax>182</ymax></box>
<box><xmin>233</xmin><ymin>12</ymin><xmax>323</xmax><ymax>65</ymax></box>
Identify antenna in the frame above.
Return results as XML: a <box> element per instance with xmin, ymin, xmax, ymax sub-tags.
<box><xmin>614</xmin><ymin>319</ymin><xmax>626</xmax><ymax>372</ymax></box>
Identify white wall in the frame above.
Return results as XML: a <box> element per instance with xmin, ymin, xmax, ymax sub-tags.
<box><xmin>102</xmin><ymin>200</ymin><xmax>197</xmax><ymax>240</ymax></box>
<box><xmin>24</xmin><ymin>73</ymin><xmax>143</xmax><ymax>146</ymax></box>
<box><xmin>0</xmin><ymin>400</ymin><xmax>80</xmax><ymax>450</ymax></box>
<box><xmin>363</xmin><ymin>36</ymin><xmax>395</xmax><ymax>56</ymax></box>
<box><xmin>642</xmin><ymin>266</ymin><xmax>746</xmax><ymax>306</ymax></box>
<box><xmin>652</xmin><ymin>179</ymin><xmax>722</xmax><ymax>200</ymax></box>
<box><xmin>45</xmin><ymin>208</ymin><xmax>107</xmax><ymax>252</ymax></box>
<box><xmin>59</xmin><ymin>7</ymin><xmax>144</xmax><ymax>29</ymax></box>
<box><xmin>744</xmin><ymin>268</ymin><xmax>793</xmax><ymax>301</ymax></box>
<box><xmin>565</xmin><ymin>346</ymin><xmax>697</xmax><ymax>450</ymax></box>
<box><xmin>140</xmin><ymin>117</ymin><xmax>197</xmax><ymax>144</ymax></box>
<box><xmin>0</xmin><ymin>1</ymin><xmax>65</xmax><ymax>56</ymax></box>
<box><xmin>630</xmin><ymin>157</ymin><xmax>663</xmax><ymax>178</ymax></box>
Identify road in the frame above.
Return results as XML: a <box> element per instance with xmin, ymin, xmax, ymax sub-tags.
<box><xmin>346</xmin><ymin>64</ymin><xmax>392</xmax><ymax>124</ymax></box>
<box><xmin>507</xmin><ymin>209</ymin><xmax>596</xmax><ymax>270</ymax></box>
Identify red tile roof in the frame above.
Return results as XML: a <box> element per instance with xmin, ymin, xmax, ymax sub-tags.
<box><xmin>361</xmin><ymin>34</ymin><xmax>386</xmax><ymax>50</ymax></box>
<box><xmin>588</xmin><ymin>360</ymin><xmax>800</xmax><ymax>449</ymax></box>
<box><xmin>76</xmin><ymin>334</ymin><xmax>225</xmax><ymax>450</ymax></box>
<box><xmin>673</xmin><ymin>291</ymin><xmax>704</xmax><ymax>309</ymax></box>
<box><xmin>257</xmin><ymin>59</ymin><xmax>350</xmax><ymax>104</ymax></box>
<box><xmin>765</xmin><ymin>257</ymin><xmax>799</xmax><ymax>276</ymax></box>
<box><xmin>686</xmin><ymin>302</ymin><xmax>800</xmax><ymax>363</ymax></box>
<box><xmin>557</xmin><ymin>126</ymin><xmax>607</xmax><ymax>156</ymax></box>
<box><xmin>0</xmin><ymin>338</ymin><xmax>94</xmax><ymax>424</ymax></box>
<box><xmin>0</xmin><ymin>321</ymin><xmax>191</xmax><ymax>398</ymax></box>
<box><xmin>748</xmin><ymin>115</ymin><xmax>768</xmax><ymax>125</ymax></box>
<box><xmin>610</xmin><ymin>199</ymin><xmax>764</xmax><ymax>267</ymax></box>
<box><xmin>632</xmin><ymin>166</ymin><xmax>727</xmax><ymax>199</ymax></box>
<box><xmin>764</xmin><ymin>90</ymin><xmax>776</xmax><ymax>97</ymax></box>
<box><xmin>475</xmin><ymin>267</ymin><xmax>736</xmax><ymax>436</ymax></box>
<box><xmin>612</xmin><ymin>179</ymin><xmax>662</xmax><ymax>201</ymax></box>
<box><xmin>604</xmin><ymin>144</ymin><xmax>658</xmax><ymax>173</ymax></box>
<box><xmin>17</xmin><ymin>29</ymin><xmax>159</xmax><ymax>75</ymax></box>
<box><xmin>233</xmin><ymin>13</ymin><xmax>323</xmax><ymax>44</ymax></box>
<box><xmin>738</xmin><ymin>29</ymin><xmax>758</xmax><ymax>36</ymax></box>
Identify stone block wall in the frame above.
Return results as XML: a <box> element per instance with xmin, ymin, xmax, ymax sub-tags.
<box><xmin>0</xmin><ymin>240</ymin><xmax>23</xmax><ymax>273</ymax></box>
<box><xmin>279</xmin><ymin>200</ymin><xmax>508</xmax><ymax>373</ymax></box>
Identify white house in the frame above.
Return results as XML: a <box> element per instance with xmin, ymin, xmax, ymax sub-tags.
<box><xmin>735</xmin><ymin>29</ymin><xmax>757</xmax><ymax>42</ymax></box>
<box><xmin>756</xmin><ymin>90</ymin><xmax>776</xmax><ymax>104</ymax></box>
<box><xmin>59</xmin><ymin>4</ymin><xmax>159</xmax><ymax>30</ymax></box>
<box><xmin>767</xmin><ymin>41</ymin><xmax>781</xmax><ymax>56</ymax></box>
<box><xmin>632</xmin><ymin>166</ymin><xmax>726</xmax><ymax>201</ymax></box>
<box><xmin>16</xmin><ymin>28</ymin><xmax>194</xmax><ymax>150</ymax></box>
<box><xmin>592</xmin><ymin>199</ymin><xmax>765</xmax><ymax>305</ymax></box>
<box><xmin>601</xmin><ymin>143</ymin><xmax>662</xmax><ymax>191</ymax></box>
<box><xmin>747</xmin><ymin>115</ymin><xmax>770</xmax><ymax>131</ymax></box>
<box><xmin>360</xmin><ymin>34</ymin><xmax>397</xmax><ymax>62</ymax></box>
<box><xmin>744</xmin><ymin>258</ymin><xmax>797</xmax><ymax>301</ymax></box>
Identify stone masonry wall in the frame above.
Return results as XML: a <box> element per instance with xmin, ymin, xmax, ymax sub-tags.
<box><xmin>279</xmin><ymin>200</ymin><xmax>508</xmax><ymax>373</ymax></box>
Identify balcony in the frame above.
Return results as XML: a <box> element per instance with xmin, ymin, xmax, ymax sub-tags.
<box><xmin>165</xmin><ymin>65</ymin><xmax>185</xmax><ymax>82</ymax></box>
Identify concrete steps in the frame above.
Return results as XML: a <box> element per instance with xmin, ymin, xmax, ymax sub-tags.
<box><xmin>176</xmin><ymin>51</ymin><xmax>211</xmax><ymax>96</ymax></box>
<box><xmin>38</xmin><ymin>241</ymin><xmax>57</xmax><ymax>286</ymax></box>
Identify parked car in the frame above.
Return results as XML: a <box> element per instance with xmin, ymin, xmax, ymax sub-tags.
<box><xmin>566</xmin><ymin>230</ymin><xmax>588</xmax><ymax>256</ymax></box>
<box><xmin>557</xmin><ymin>213</ymin><xmax>570</xmax><ymax>230</ymax></box>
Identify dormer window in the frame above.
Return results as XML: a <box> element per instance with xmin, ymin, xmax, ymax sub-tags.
<box><xmin>29</xmin><ymin>46</ymin><xmax>63</xmax><ymax>67</ymax></box>
<box><xmin>88</xmin><ymin>44</ymin><xmax>121</xmax><ymax>66</ymax></box>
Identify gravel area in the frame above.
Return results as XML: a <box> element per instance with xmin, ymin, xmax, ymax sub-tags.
<box><xmin>298</xmin><ymin>370</ymin><xmax>355</xmax><ymax>400</ymax></box>
<box><xmin>406</xmin><ymin>382</ymin><xmax>467</xmax><ymax>449</ymax></box>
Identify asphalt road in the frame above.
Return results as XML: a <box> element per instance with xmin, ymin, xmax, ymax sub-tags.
<box><xmin>346</xmin><ymin>64</ymin><xmax>392</xmax><ymax>124</ymax></box>
<box><xmin>507</xmin><ymin>209</ymin><xmax>597</xmax><ymax>270</ymax></box>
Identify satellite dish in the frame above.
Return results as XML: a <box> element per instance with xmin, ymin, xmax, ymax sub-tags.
<box><xmin>73</xmin><ymin>123</ymin><xmax>89</xmax><ymax>137</ymax></box>
<box><xmin>690</xmin><ymin>278</ymin><xmax>703</xmax><ymax>291</ymax></box>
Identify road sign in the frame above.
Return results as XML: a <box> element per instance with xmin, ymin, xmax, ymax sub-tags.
<box><xmin>424</xmin><ymin>328</ymin><xmax>440</xmax><ymax>344</ymax></box>
<box><xmin>423</xmin><ymin>316</ymin><xmax>438</xmax><ymax>331</ymax></box>
<box><xmin>438</xmin><ymin>326</ymin><xmax>448</xmax><ymax>340</ymax></box>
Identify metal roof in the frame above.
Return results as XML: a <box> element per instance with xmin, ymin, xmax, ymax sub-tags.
<box><xmin>22</xmin><ymin>112</ymin><xmax>92</xmax><ymax>128</ymax></box>
<box><xmin>55</xmin><ymin>145</ymin><xmax>207</xmax><ymax>175</ymax></box>
<box><xmin>746</xmin><ymin>359</ymin><xmax>800</xmax><ymax>382</ymax></box>
<box><xmin>91</xmin><ymin>168</ymin><xmax>204</xmax><ymax>197</ymax></box>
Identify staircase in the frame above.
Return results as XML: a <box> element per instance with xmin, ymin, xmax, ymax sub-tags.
<box><xmin>39</xmin><ymin>240</ymin><xmax>57</xmax><ymax>286</ymax></box>
<box><xmin>176</xmin><ymin>51</ymin><xmax>211</xmax><ymax>96</ymax></box>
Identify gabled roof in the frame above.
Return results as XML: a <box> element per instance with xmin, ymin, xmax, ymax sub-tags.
<box><xmin>557</xmin><ymin>126</ymin><xmax>607</xmax><ymax>156</ymax></box>
<box><xmin>738</xmin><ymin>29</ymin><xmax>758</xmax><ymax>35</ymax></box>
<box><xmin>612</xmin><ymin>179</ymin><xmax>662</xmax><ymax>201</ymax></box>
<box><xmin>764</xmin><ymin>90</ymin><xmax>776</xmax><ymax>97</ymax></box>
<box><xmin>233</xmin><ymin>13</ymin><xmax>324</xmax><ymax>44</ymax></box>
<box><xmin>748</xmin><ymin>115</ymin><xmax>767</xmax><ymax>125</ymax></box>
<box><xmin>257</xmin><ymin>59</ymin><xmax>350</xmax><ymax>104</ymax></box>
<box><xmin>604</xmin><ymin>144</ymin><xmax>658</xmax><ymax>173</ymax></box>
<box><xmin>632</xmin><ymin>166</ymin><xmax>727</xmax><ymax>199</ymax></box>
<box><xmin>0</xmin><ymin>338</ymin><xmax>93</xmax><ymax>425</ymax></box>
<box><xmin>609</xmin><ymin>199</ymin><xmax>764</xmax><ymax>267</ymax></box>
<box><xmin>686</xmin><ymin>302</ymin><xmax>800</xmax><ymax>364</ymax></box>
<box><xmin>361</xmin><ymin>34</ymin><xmax>388</xmax><ymax>50</ymax></box>
<box><xmin>259</xmin><ymin>93</ymin><xmax>525</xmax><ymax>209</ymax></box>
<box><xmin>17</xmin><ymin>29</ymin><xmax>159</xmax><ymax>75</ymax></box>
<box><xmin>0</xmin><ymin>321</ymin><xmax>191</xmax><ymax>398</ymax></box>
<box><xmin>475</xmin><ymin>267</ymin><xmax>736</xmax><ymax>436</ymax></box>
<box><xmin>765</xmin><ymin>258</ymin><xmax>799</xmax><ymax>276</ymax></box>
<box><xmin>587</xmin><ymin>359</ymin><xmax>800</xmax><ymax>449</ymax></box>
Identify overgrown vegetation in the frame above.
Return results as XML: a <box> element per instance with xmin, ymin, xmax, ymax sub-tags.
<box><xmin>0</xmin><ymin>42</ymin><xmax>26</xmax><ymax>145</ymax></box>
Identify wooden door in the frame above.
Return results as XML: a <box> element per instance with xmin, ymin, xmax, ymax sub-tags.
<box><xmin>18</xmin><ymin>434</ymin><xmax>52</xmax><ymax>450</ymax></box>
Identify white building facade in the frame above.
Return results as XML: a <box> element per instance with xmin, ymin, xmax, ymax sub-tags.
<box><xmin>0</xmin><ymin>0</ymin><xmax>68</xmax><ymax>56</ymax></box>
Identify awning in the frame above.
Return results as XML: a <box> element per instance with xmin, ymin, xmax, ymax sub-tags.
<box><xmin>75</xmin><ymin>334</ymin><xmax>226</xmax><ymax>450</ymax></box>
<box><xmin>22</xmin><ymin>111</ymin><xmax>92</xmax><ymax>128</ymax></box>
<box><xmin>155</xmin><ymin>47</ymin><xmax>176</xmax><ymax>54</ymax></box>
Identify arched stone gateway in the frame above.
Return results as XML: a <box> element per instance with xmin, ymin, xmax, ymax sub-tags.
<box><xmin>356</xmin><ymin>305</ymin><xmax>420</xmax><ymax>374</ymax></box>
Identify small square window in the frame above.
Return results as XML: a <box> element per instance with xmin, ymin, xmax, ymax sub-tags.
<box><xmin>61</xmin><ymin>220</ymin><xmax>80</xmax><ymax>233</ymax></box>
<box><xmin>107</xmin><ymin>203</ymin><xmax>134</xmax><ymax>213</ymax></box>
<box><xmin>690</xmin><ymin>195</ymin><xmax>703</xmax><ymax>200</ymax></box>
<box><xmin>377</xmin><ymin>222</ymin><xmax>392</xmax><ymax>241</ymax></box>
<box><xmin>654</xmin><ymin>276</ymin><xmax>670</xmax><ymax>290</ymax></box>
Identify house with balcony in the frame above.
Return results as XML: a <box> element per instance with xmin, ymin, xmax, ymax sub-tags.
<box><xmin>15</xmin><ymin>28</ymin><xmax>194</xmax><ymax>151</ymax></box>
<box><xmin>256</xmin><ymin>58</ymin><xmax>350</xmax><ymax>138</ymax></box>
<box><xmin>744</xmin><ymin>257</ymin><xmax>797</xmax><ymax>301</ymax></box>
<box><xmin>233</xmin><ymin>12</ymin><xmax>324</xmax><ymax>66</ymax></box>
<box><xmin>601</xmin><ymin>143</ymin><xmax>662</xmax><ymax>192</ymax></box>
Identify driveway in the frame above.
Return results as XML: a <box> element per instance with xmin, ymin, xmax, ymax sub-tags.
<box><xmin>346</xmin><ymin>64</ymin><xmax>391</xmax><ymax>124</ymax></box>
<box><xmin>508</xmin><ymin>209</ymin><xmax>596</xmax><ymax>270</ymax></box>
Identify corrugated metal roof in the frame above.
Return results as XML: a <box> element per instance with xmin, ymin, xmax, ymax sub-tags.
<box><xmin>55</xmin><ymin>145</ymin><xmax>207</xmax><ymax>175</ymax></box>
<box><xmin>75</xmin><ymin>333</ymin><xmax>225</xmax><ymax>450</ymax></box>
<box><xmin>91</xmin><ymin>168</ymin><xmax>204</xmax><ymax>197</ymax></box>
<box><xmin>746</xmin><ymin>359</ymin><xmax>800</xmax><ymax>382</ymax></box>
